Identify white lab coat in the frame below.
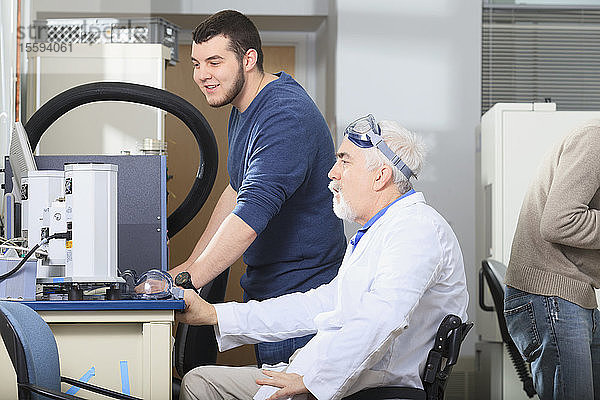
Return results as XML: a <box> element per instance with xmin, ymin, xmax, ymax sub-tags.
<box><xmin>214</xmin><ymin>192</ymin><xmax>469</xmax><ymax>400</ymax></box>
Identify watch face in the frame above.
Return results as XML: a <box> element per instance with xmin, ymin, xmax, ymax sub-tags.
<box><xmin>175</xmin><ymin>271</ymin><xmax>190</xmax><ymax>286</ymax></box>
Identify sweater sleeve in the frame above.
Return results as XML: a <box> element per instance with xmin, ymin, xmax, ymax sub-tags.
<box><xmin>232</xmin><ymin>110</ymin><xmax>312</xmax><ymax>234</ymax></box>
<box><xmin>540</xmin><ymin>126</ymin><xmax>600</xmax><ymax>249</ymax></box>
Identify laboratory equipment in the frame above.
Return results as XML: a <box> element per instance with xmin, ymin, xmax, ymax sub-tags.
<box><xmin>0</xmin><ymin>259</ymin><xmax>37</xmax><ymax>300</ymax></box>
<box><xmin>16</xmin><ymin>162</ymin><xmax>123</xmax><ymax>300</ymax></box>
<box><xmin>4</xmin><ymin>154</ymin><xmax>168</xmax><ymax>277</ymax></box>
<box><xmin>2</xmin><ymin>79</ymin><xmax>217</xmax><ymax>301</ymax></box>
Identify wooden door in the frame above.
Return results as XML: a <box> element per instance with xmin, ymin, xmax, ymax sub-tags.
<box><xmin>166</xmin><ymin>44</ymin><xmax>295</xmax><ymax>367</ymax></box>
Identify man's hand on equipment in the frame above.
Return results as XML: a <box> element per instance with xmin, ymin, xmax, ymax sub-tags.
<box><xmin>257</xmin><ymin>370</ymin><xmax>310</xmax><ymax>400</ymax></box>
<box><xmin>176</xmin><ymin>289</ymin><xmax>218</xmax><ymax>325</ymax></box>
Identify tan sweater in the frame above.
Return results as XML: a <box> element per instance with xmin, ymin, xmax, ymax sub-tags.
<box><xmin>505</xmin><ymin>121</ymin><xmax>600</xmax><ymax>309</ymax></box>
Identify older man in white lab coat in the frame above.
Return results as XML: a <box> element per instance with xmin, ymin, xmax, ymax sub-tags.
<box><xmin>176</xmin><ymin>115</ymin><xmax>468</xmax><ymax>400</ymax></box>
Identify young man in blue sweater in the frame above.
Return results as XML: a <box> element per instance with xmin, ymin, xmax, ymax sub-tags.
<box><xmin>168</xmin><ymin>10</ymin><xmax>346</xmax><ymax>366</ymax></box>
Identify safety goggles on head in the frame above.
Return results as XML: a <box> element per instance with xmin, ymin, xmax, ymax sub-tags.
<box><xmin>344</xmin><ymin>114</ymin><xmax>415</xmax><ymax>180</ymax></box>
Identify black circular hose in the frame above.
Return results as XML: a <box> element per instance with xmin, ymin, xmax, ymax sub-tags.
<box><xmin>24</xmin><ymin>81</ymin><xmax>218</xmax><ymax>238</ymax></box>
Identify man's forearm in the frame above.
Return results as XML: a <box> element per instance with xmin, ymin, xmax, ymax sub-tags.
<box><xmin>188</xmin><ymin>213</ymin><xmax>257</xmax><ymax>288</ymax></box>
<box><xmin>170</xmin><ymin>184</ymin><xmax>238</xmax><ymax>277</ymax></box>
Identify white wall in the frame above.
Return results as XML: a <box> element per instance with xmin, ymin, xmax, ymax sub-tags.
<box><xmin>335</xmin><ymin>0</ymin><xmax>481</xmax><ymax>356</ymax></box>
<box><xmin>149</xmin><ymin>0</ymin><xmax>328</xmax><ymax>16</ymax></box>
<box><xmin>29</xmin><ymin>0</ymin><xmax>328</xmax><ymax>18</ymax></box>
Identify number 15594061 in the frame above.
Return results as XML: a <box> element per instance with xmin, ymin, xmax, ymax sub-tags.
<box><xmin>20</xmin><ymin>42</ymin><xmax>73</xmax><ymax>53</ymax></box>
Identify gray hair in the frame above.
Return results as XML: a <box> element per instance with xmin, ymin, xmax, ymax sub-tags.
<box><xmin>363</xmin><ymin>120</ymin><xmax>426</xmax><ymax>194</ymax></box>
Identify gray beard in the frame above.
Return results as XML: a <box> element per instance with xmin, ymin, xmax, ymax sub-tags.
<box><xmin>332</xmin><ymin>191</ymin><xmax>358</xmax><ymax>223</ymax></box>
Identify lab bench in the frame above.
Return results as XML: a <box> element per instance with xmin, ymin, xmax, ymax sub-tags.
<box><xmin>0</xmin><ymin>299</ymin><xmax>184</xmax><ymax>400</ymax></box>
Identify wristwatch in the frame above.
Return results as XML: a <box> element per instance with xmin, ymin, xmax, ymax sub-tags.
<box><xmin>175</xmin><ymin>271</ymin><xmax>199</xmax><ymax>294</ymax></box>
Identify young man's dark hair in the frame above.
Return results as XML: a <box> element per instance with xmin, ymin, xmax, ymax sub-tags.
<box><xmin>192</xmin><ymin>10</ymin><xmax>264</xmax><ymax>72</ymax></box>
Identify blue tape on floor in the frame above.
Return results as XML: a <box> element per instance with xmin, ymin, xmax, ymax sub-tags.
<box><xmin>65</xmin><ymin>366</ymin><xmax>95</xmax><ymax>395</ymax></box>
<box><xmin>120</xmin><ymin>360</ymin><xmax>130</xmax><ymax>395</ymax></box>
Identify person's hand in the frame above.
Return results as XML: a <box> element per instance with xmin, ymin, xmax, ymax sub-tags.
<box><xmin>176</xmin><ymin>289</ymin><xmax>218</xmax><ymax>325</ymax></box>
<box><xmin>256</xmin><ymin>370</ymin><xmax>310</xmax><ymax>400</ymax></box>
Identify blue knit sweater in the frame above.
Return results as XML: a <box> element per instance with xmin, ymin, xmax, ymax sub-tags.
<box><xmin>228</xmin><ymin>72</ymin><xmax>346</xmax><ymax>301</ymax></box>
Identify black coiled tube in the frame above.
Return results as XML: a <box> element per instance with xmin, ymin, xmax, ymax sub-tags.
<box><xmin>24</xmin><ymin>81</ymin><xmax>218</xmax><ymax>238</ymax></box>
<box><xmin>505</xmin><ymin>341</ymin><xmax>537</xmax><ymax>397</ymax></box>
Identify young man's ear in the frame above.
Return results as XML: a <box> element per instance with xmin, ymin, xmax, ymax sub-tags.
<box><xmin>243</xmin><ymin>49</ymin><xmax>258</xmax><ymax>71</ymax></box>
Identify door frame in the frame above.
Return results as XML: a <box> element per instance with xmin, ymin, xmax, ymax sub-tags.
<box><xmin>261</xmin><ymin>31</ymin><xmax>319</xmax><ymax>110</ymax></box>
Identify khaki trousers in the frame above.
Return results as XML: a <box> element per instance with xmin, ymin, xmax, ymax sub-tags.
<box><xmin>179</xmin><ymin>365</ymin><xmax>265</xmax><ymax>400</ymax></box>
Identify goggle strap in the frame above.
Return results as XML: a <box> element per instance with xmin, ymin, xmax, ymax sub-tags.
<box><xmin>397</xmin><ymin>161</ymin><xmax>415</xmax><ymax>180</ymax></box>
<box><xmin>367</xmin><ymin>132</ymin><xmax>415</xmax><ymax>180</ymax></box>
<box><xmin>390</xmin><ymin>155</ymin><xmax>414</xmax><ymax>180</ymax></box>
<box><xmin>370</xmin><ymin>134</ymin><xmax>384</xmax><ymax>147</ymax></box>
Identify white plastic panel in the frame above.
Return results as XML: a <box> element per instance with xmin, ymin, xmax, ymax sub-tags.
<box><xmin>26</xmin><ymin>43</ymin><xmax>169</xmax><ymax>156</ymax></box>
<box><xmin>500</xmin><ymin>110</ymin><xmax>600</xmax><ymax>264</ymax></box>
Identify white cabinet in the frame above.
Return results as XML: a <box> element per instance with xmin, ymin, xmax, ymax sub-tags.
<box><xmin>26</xmin><ymin>43</ymin><xmax>170</xmax><ymax>155</ymax></box>
<box><xmin>479</xmin><ymin>102</ymin><xmax>600</xmax><ymax>272</ymax></box>
<box><xmin>476</xmin><ymin>102</ymin><xmax>600</xmax><ymax>400</ymax></box>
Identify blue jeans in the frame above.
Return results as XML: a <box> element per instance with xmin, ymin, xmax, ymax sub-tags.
<box><xmin>254</xmin><ymin>334</ymin><xmax>314</xmax><ymax>367</ymax></box>
<box><xmin>504</xmin><ymin>286</ymin><xmax>600</xmax><ymax>400</ymax></box>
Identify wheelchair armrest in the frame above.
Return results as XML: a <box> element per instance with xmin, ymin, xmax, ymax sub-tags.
<box><xmin>446</xmin><ymin>322</ymin><xmax>473</xmax><ymax>366</ymax></box>
<box><xmin>423</xmin><ymin>349</ymin><xmax>441</xmax><ymax>384</ymax></box>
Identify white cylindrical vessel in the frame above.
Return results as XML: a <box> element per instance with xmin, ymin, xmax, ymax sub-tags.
<box><xmin>21</xmin><ymin>170</ymin><xmax>64</xmax><ymax>247</ymax></box>
<box><xmin>64</xmin><ymin>164</ymin><xmax>119</xmax><ymax>283</ymax></box>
